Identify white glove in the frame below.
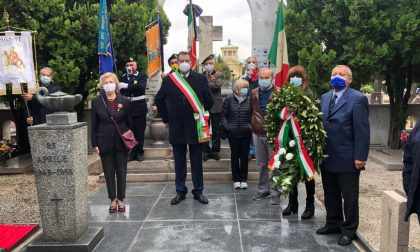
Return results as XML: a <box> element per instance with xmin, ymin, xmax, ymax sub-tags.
<box><xmin>119</xmin><ymin>82</ymin><xmax>129</xmax><ymax>89</ymax></box>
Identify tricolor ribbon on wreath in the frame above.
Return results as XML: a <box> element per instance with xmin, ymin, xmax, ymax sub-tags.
<box><xmin>168</xmin><ymin>72</ymin><xmax>210</xmax><ymax>143</ymax></box>
<box><xmin>268</xmin><ymin>107</ymin><xmax>315</xmax><ymax>179</ymax></box>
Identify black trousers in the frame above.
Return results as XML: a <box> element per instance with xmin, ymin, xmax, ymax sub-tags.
<box><xmin>288</xmin><ymin>180</ymin><xmax>315</xmax><ymax>206</ymax></box>
<box><xmin>100</xmin><ymin>150</ymin><xmax>128</xmax><ymax>200</ymax></box>
<box><xmin>321</xmin><ymin>167</ymin><xmax>360</xmax><ymax>238</ymax></box>
<box><xmin>203</xmin><ymin>113</ymin><xmax>221</xmax><ymax>154</ymax></box>
<box><xmin>173</xmin><ymin>143</ymin><xmax>204</xmax><ymax>196</ymax></box>
<box><xmin>228</xmin><ymin>136</ymin><xmax>251</xmax><ymax>182</ymax></box>
<box><xmin>131</xmin><ymin>114</ymin><xmax>146</xmax><ymax>157</ymax></box>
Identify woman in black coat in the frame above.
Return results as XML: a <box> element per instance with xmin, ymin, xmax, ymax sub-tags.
<box><xmin>403</xmin><ymin>120</ymin><xmax>420</xmax><ymax>224</ymax></box>
<box><xmin>91</xmin><ymin>72</ymin><xmax>133</xmax><ymax>213</ymax></box>
<box><xmin>222</xmin><ymin>79</ymin><xmax>252</xmax><ymax>189</ymax></box>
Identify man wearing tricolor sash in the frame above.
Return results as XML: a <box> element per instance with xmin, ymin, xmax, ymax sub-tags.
<box><xmin>155</xmin><ymin>51</ymin><xmax>213</xmax><ymax>205</ymax></box>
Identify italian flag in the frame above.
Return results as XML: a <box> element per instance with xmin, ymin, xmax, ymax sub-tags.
<box><xmin>268</xmin><ymin>0</ymin><xmax>289</xmax><ymax>88</ymax></box>
<box><xmin>187</xmin><ymin>0</ymin><xmax>197</xmax><ymax>69</ymax></box>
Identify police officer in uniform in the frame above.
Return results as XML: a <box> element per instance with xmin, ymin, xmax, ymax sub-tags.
<box><xmin>119</xmin><ymin>57</ymin><xmax>148</xmax><ymax>161</ymax></box>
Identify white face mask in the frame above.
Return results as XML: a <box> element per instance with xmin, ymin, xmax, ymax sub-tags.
<box><xmin>204</xmin><ymin>64</ymin><xmax>214</xmax><ymax>73</ymax></box>
<box><xmin>247</xmin><ymin>63</ymin><xmax>256</xmax><ymax>70</ymax></box>
<box><xmin>103</xmin><ymin>83</ymin><xmax>116</xmax><ymax>93</ymax></box>
<box><xmin>179</xmin><ymin>62</ymin><xmax>191</xmax><ymax>73</ymax></box>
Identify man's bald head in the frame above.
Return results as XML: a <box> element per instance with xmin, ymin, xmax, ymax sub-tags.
<box><xmin>258</xmin><ymin>68</ymin><xmax>272</xmax><ymax>80</ymax></box>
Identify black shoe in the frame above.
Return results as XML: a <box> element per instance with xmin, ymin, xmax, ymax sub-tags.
<box><xmin>212</xmin><ymin>152</ymin><xmax>220</xmax><ymax>160</ymax></box>
<box><xmin>203</xmin><ymin>153</ymin><xmax>210</xmax><ymax>161</ymax></box>
<box><xmin>316</xmin><ymin>226</ymin><xmax>341</xmax><ymax>235</ymax></box>
<box><xmin>301</xmin><ymin>204</ymin><xmax>315</xmax><ymax>220</ymax></box>
<box><xmin>252</xmin><ymin>192</ymin><xmax>270</xmax><ymax>200</ymax></box>
<box><xmin>171</xmin><ymin>194</ymin><xmax>186</xmax><ymax>205</ymax></box>
<box><xmin>137</xmin><ymin>154</ymin><xmax>144</xmax><ymax>162</ymax></box>
<box><xmin>128</xmin><ymin>156</ymin><xmax>136</xmax><ymax>162</ymax></box>
<box><xmin>194</xmin><ymin>194</ymin><xmax>209</xmax><ymax>204</ymax></box>
<box><xmin>338</xmin><ymin>235</ymin><xmax>353</xmax><ymax>246</ymax></box>
<box><xmin>282</xmin><ymin>203</ymin><xmax>298</xmax><ymax>216</ymax></box>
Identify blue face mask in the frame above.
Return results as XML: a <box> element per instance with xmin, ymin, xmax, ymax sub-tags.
<box><xmin>240</xmin><ymin>88</ymin><xmax>248</xmax><ymax>96</ymax></box>
<box><xmin>290</xmin><ymin>76</ymin><xmax>302</xmax><ymax>87</ymax></box>
<box><xmin>40</xmin><ymin>76</ymin><xmax>51</xmax><ymax>86</ymax></box>
<box><xmin>330</xmin><ymin>75</ymin><xmax>346</xmax><ymax>89</ymax></box>
<box><xmin>258</xmin><ymin>79</ymin><xmax>272</xmax><ymax>90</ymax></box>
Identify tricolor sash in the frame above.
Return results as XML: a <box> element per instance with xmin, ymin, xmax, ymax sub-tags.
<box><xmin>268</xmin><ymin>107</ymin><xmax>315</xmax><ymax>179</ymax></box>
<box><xmin>168</xmin><ymin>72</ymin><xmax>210</xmax><ymax>143</ymax></box>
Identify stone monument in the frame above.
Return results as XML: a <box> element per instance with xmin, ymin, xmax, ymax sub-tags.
<box><xmin>26</xmin><ymin>88</ymin><xmax>103</xmax><ymax>252</ymax></box>
<box><xmin>197</xmin><ymin>16</ymin><xmax>223</xmax><ymax>66</ymax></box>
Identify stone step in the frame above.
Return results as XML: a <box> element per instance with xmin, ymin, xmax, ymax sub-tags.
<box><xmin>98</xmin><ymin>171</ymin><xmax>260</xmax><ymax>183</ymax></box>
<box><xmin>143</xmin><ymin>146</ymin><xmax>233</xmax><ymax>159</ymax></box>
<box><xmin>127</xmin><ymin>158</ymin><xmax>257</xmax><ymax>170</ymax></box>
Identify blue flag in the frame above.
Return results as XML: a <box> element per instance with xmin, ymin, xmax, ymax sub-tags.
<box><xmin>98</xmin><ymin>0</ymin><xmax>114</xmax><ymax>74</ymax></box>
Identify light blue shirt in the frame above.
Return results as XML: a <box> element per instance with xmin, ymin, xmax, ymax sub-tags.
<box><xmin>333</xmin><ymin>88</ymin><xmax>347</xmax><ymax>104</ymax></box>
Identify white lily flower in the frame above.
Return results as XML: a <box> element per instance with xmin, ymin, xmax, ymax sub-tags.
<box><xmin>279</xmin><ymin>148</ymin><xmax>287</xmax><ymax>155</ymax></box>
<box><xmin>274</xmin><ymin>160</ymin><xmax>281</xmax><ymax>168</ymax></box>
<box><xmin>282</xmin><ymin>177</ymin><xmax>292</xmax><ymax>185</ymax></box>
<box><xmin>289</xmin><ymin>140</ymin><xmax>296</xmax><ymax>147</ymax></box>
<box><xmin>285</xmin><ymin>153</ymin><xmax>294</xmax><ymax>160</ymax></box>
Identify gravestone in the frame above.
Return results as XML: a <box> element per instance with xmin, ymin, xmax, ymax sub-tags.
<box><xmin>26</xmin><ymin>112</ymin><xmax>103</xmax><ymax>251</ymax></box>
<box><xmin>197</xmin><ymin>16</ymin><xmax>223</xmax><ymax>66</ymax></box>
<box><xmin>380</xmin><ymin>191</ymin><xmax>409</xmax><ymax>252</ymax></box>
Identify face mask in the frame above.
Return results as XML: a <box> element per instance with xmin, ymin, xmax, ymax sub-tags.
<box><xmin>103</xmin><ymin>83</ymin><xmax>116</xmax><ymax>93</ymax></box>
<box><xmin>40</xmin><ymin>76</ymin><xmax>51</xmax><ymax>85</ymax></box>
<box><xmin>240</xmin><ymin>88</ymin><xmax>248</xmax><ymax>96</ymax></box>
<box><xmin>247</xmin><ymin>63</ymin><xmax>256</xmax><ymax>70</ymax></box>
<box><xmin>179</xmin><ymin>62</ymin><xmax>191</xmax><ymax>73</ymax></box>
<box><xmin>170</xmin><ymin>63</ymin><xmax>179</xmax><ymax>72</ymax></box>
<box><xmin>290</xmin><ymin>76</ymin><xmax>302</xmax><ymax>87</ymax></box>
<box><xmin>330</xmin><ymin>75</ymin><xmax>347</xmax><ymax>89</ymax></box>
<box><xmin>204</xmin><ymin>64</ymin><xmax>214</xmax><ymax>73</ymax></box>
<box><xmin>258</xmin><ymin>79</ymin><xmax>272</xmax><ymax>90</ymax></box>
<box><xmin>126</xmin><ymin>67</ymin><xmax>133</xmax><ymax>75</ymax></box>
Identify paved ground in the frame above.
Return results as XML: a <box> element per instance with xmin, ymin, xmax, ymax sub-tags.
<box><xmin>88</xmin><ymin>182</ymin><xmax>357</xmax><ymax>252</ymax></box>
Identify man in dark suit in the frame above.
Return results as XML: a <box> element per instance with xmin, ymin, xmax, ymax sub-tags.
<box><xmin>317</xmin><ymin>65</ymin><xmax>370</xmax><ymax>246</ymax></box>
<box><xmin>119</xmin><ymin>57</ymin><xmax>148</xmax><ymax>162</ymax></box>
<box><xmin>201</xmin><ymin>54</ymin><xmax>223</xmax><ymax>161</ymax></box>
<box><xmin>155</xmin><ymin>51</ymin><xmax>214</xmax><ymax>205</ymax></box>
<box><xmin>22</xmin><ymin>67</ymin><xmax>61</xmax><ymax>125</ymax></box>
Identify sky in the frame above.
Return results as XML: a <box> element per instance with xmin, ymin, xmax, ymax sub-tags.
<box><xmin>162</xmin><ymin>0</ymin><xmax>252</xmax><ymax>70</ymax></box>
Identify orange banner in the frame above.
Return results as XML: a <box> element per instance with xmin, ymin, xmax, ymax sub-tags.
<box><xmin>146</xmin><ymin>22</ymin><xmax>161</xmax><ymax>77</ymax></box>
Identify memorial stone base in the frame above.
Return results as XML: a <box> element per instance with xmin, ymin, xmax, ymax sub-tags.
<box><xmin>27</xmin><ymin>112</ymin><xmax>103</xmax><ymax>252</ymax></box>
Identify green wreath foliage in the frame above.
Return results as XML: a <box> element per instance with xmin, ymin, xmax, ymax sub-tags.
<box><xmin>265</xmin><ymin>85</ymin><xmax>327</xmax><ymax>195</ymax></box>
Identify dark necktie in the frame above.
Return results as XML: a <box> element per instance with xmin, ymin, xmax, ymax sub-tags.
<box><xmin>329</xmin><ymin>94</ymin><xmax>338</xmax><ymax>114</ymax></box>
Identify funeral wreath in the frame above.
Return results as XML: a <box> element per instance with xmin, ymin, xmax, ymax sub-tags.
<box><xmin>265</xmin><ymin>85</ymin><xmax>327</xmax><ymax>195</ymax></box>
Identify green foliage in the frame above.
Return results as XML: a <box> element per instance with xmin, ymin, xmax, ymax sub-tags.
<box><xmin>0</xmin><ymin>0</ymin><xmax>170</xmax><ymax>93</ymax></box>
<box><xmin>286</xmin><ymin>0</ymin><xmax>419</xmax><ymax>148</ymax></box>
<box><xmin>265</xmin><ymin>85</ymin><xmax>326</xmax><ymax>195</ymax></box>
<box><xmin>215</xmin><ymin>55</ymin><xmax>231</xmax><ymax>80</ymax></box>
<box><xmin>360</xmin><ymin>85</ymin><xmax>374</xmax><ymax>94</ymax></box>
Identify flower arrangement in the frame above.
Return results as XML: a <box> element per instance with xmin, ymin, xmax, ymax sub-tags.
<box><xmin>400</xmin><ymin>130</ymin><xmax>410</xmax><ymax>147</ymax></box>
<box><xmin>266</xmin><ymin>85</ymin><xmax>327</xmax><ymax>195</ymax></box>
<box><xmin>0</xmin><ymin>139</ymin><xmax>15</xmax><ymax>158</ymax></box>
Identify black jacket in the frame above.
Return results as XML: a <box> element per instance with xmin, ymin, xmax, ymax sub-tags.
<box><xmin>91</xmin><ymin>91</ymin><xmax>133</xmax><ymax>153</ymax></box>
<box><xmin>403</xmin><ymin>121</ymin><xmax>420</xmax><ymax>221</ymax></box>
<box><xmin>221</xmin><ymin>94</ymin><xmax>252</xmax><ymax>138</ymax></box>
<box><xmin>155</xmin><ymin>71</ymin><xmax>214</xmax><ymax>145</ymax></box>
<box><xmin>119</xmin><ymin>71</ymin><xmax>148</xmax><ymax>116</ymax></box>
<box><xmin>28</xmin><ymin>83</ymin><xmax>61</xmax><ymax>125</ymax></box>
